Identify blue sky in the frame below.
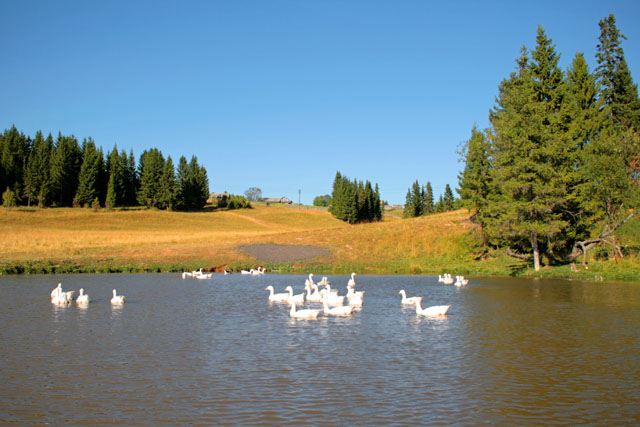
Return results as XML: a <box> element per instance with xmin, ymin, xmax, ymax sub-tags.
<box><xmin>1</xmin><ymin>0</ymin><xmax>639</xmax><ymax>205</ymax></box>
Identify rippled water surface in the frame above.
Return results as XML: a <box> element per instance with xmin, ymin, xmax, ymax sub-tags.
<box><xmin>1</xmin><ymin>274</ymin><xmax>639</xmax><ymax>425</ymax></box>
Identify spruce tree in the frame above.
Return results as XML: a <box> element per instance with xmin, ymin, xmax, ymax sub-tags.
<box><xmin>423</xmin><ymin>182</ymin><xmax>434</xmax><ymax>214</ymax></box>
<box><xmin>490</xmin><ymin>28</ymin><xmax>575</xmax><ymax>270</ymax></box>
<box><xmin>443</xmin><ymin>184</ymin><xmax>455</xmax><ymax>211</ymax></box>
<box><xmin>74</xmin><ymin>138</ymin><xmax>103</xmax><ymax>207</ymax></box>
<box><xmin>457</xmin><ymin>125</ymin><xmax>492</xmax><ymax>232</ymax></box>
<box><xmin>105</xmin><ymin>146</ymin><xmax>126</xmax><ymax>208</ymax></box>
<box><xmin>50</xmin><ymin>133</ymin><xmax>82</xmax><ymax>206</ymax></box>
<box><xmin>159</xmin><ymin>156</ymin><xmax>177</xmax><ymax>209</ymax></box>
<box><xmin>1</xmin><ymin>126</ymin><xmax>28</xmax><ymax>200</ymax></box>
<box><xmin>138</xmin><ymin>148</ymin><xmax>165</xmax><ymax>208</ymax></box>
<box><xmin>23</xmin><ymin>131</ymin><xmax>46</xmax><ymax>207</ymax></box>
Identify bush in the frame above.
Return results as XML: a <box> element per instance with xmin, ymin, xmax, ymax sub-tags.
<box><xmin>217</xmin><ymin>194</ymin><xmax>251</xmax><ymax>210</ymax></box>
<box><xmin>2</xmin><ymin>188</ymin><xmax>17</xmax><ymax>208</ymax></box>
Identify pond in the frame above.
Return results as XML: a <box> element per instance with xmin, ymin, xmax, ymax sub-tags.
<box><xmin>1</xmin><ymin>273</ymin><xmax>639</xmax><ymax>425</ymax></box>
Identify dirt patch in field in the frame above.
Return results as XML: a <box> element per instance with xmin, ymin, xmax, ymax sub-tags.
<box><xmin>236</xmin><ymin>244</ymin><xmax>331</xmax><ymax>263</ymax></box>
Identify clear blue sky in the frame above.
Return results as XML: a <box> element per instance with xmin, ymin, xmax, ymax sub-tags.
<box><xmin>1</xmin><ymin>0</ymin><xmax>639</xmax><ymax>205</ymax></box>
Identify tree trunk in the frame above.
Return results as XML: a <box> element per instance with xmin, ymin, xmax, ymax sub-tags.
<box><xmin>531</xmin><ymin>231</ymin><xmax>541</xmax><ymax>271</ymax></box>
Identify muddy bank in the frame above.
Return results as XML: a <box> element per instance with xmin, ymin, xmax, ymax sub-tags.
<box><xmin>236</xmin><ymin>244</ymin><xmax>331</xmax><ymax>263</ymax></box>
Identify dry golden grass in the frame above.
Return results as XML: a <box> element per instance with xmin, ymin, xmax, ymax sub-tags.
<box><xmin>0</xmin><ymin>204</ymin><xmax>474</xmax><ymax>274</ymax></box>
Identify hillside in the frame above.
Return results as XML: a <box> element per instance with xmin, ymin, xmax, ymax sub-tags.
<box><xmin>0</xmin><ymin>205</ymin><xmax>638</xmax><ymax>281</ymax></box>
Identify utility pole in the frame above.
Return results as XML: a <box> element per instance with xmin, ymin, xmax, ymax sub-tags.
<box><xmin>298</xmin><ymin>189</ymin><xmax>301</xmax><ymax>208</ymax></box>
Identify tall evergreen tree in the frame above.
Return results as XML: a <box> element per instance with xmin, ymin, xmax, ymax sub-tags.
<box><xmin>595</xmin><ymin>14</ymin><xmax>640</xmax><ymax>129</ymax></box>
<box><xmin>457</xmin><ymin>125</ymin><xmax>493</xmax><ymax>233</ymax></box>
<box><xmin>105</xmin><ymin>146</ymin><xmax>126</xmax><ymax>208</ymax></box>
<box><xmin>423</xmin><ymin>182</ymin><xmax>434</xmax><ymax>214</ymax></box>
<box><xmin>138</xmin><ymin>148</ymin><xmax>165</xmax><ymax>208</ymax></box>
<box><xmin>489</xmin><ymin>28</ymin><xmax>572</xmax><ymax>270</ymax></box>
<box><xmin>73</xmin><ymin>138</ymin><xmax>104</xmax><ymax>207</ymax></box>
<box><xmin>159</xmin><ymin>156</ymin><xmax>177</xmax><ymax>209</ymax></box>
<box><xmin>403</xmin><ymin>180</ymin><xmax>424</xmax><ymax>218</ymax></box>
<box><xmin>23</xmin><ymin>131</ymin><xmax>46</xmax><ymax>207</ymax></box>
<box><xmin>443</xmin><ymin>184</ymin><xmax>455</xmax><ymax>211</ymax></box>
<box><xmin>0</xmin><ymin>125</ymin><xmax>29</xmax><ymax>200</ymax></box>
<box><xmin>50</xmin><ymin>133</ymin><xmax>82</xmax><ymax>206</ymax></box>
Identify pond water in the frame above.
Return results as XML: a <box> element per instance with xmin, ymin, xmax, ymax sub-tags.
<box><xmin>1</xmin><ymin>273</ymin><xmax>639</xmax><ymax>425</ymax></box>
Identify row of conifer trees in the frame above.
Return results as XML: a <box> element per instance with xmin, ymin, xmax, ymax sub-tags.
<box><xmin>456</xmin><ymin>15</ymin><xmax>639</xmax><ymax>270</ymax></box>
<box><xmin>329</xmin><ymin>172</ymin><xmax>383</xmax><ymax>224</ymax></box>
<box><xmin>403</xmin><ymin>181</ymin><xmax>456</xmax><ymax>218</ymax></box>
<box><xmin>0</xmin><ymin>128</ymin><xmax>209</xmax><ymax>210</ymax></box>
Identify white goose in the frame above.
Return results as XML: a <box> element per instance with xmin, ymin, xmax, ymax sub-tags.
<box><xmin>346</xmin><ymin>287</ymin><xmax>364</xmax><ymax>307</ymax></box>
<box><xmin>76</xmin><ymin>288</ymin><xmax>90</xmax><ymax>305</ymax></box>
<box><xmin>347</xmin><ymin>272</ymin><xmax>357</xmax><ymax>289</ymax></box>
<box><xmin>265</xmin><ymin>286</ymin><xmax>290</xmax><ymax>302</ymax></box>
<box><xmin>415</xmin><ymin>297</ymin><xmax>450</xmax><ymax>317</ymax></box>
<box><xmin>50</xmin><ymin>283</ymin><xmax>62</xmax><ymax>299</ymax></box>
<box><xmin>304</xmin><ymin>273</ymin><xmax>315</xmax><ymax>289</ymax></box>
<box><xmin>323</xmin><ymin>284</ymin><xmax>345</xmax><ymax>306</ymax></box>
<box><xmin>284</xmin><ymin>286</ymin><xmax>305</xmax><ymax>306</ymax></box>
<box><xmin>398</xmin><ymin>289</ymin><xmax>420</xmax><ymax>305</ymax></box>
<box><xmin>290</xmin><ymin>300</ymin><xmax>321</xmax><ymax>319</ymax></box>
<box><xmin>455</xmin><ymin>276</ymin><xmax>469</xmax><ymax>286</ymax></box>
<box><xmin>323</xmin><ymin>291</ymin><xmax>354</xmax><ymax>316</ymax></box>
<box><xmin>51</xmin><ymin>289</ymin><xmax>72</xmax><ymax>305</ymax></box>
<box><xmin>110</xmin><ymin>289</ymin><xmax>125</xmax><ymax>305</ymax></box>
<box><xmin>305</xmin><ymin>284</ymin><xmax>324</xmax><ymax>303</ymax></box>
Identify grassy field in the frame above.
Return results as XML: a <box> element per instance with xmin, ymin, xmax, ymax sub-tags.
<box><xmin>1</xmin><ymin>203</ymin><xmax>638</xmax><ymax>281</ymax></box>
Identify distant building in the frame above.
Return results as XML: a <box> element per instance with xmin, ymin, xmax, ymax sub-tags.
<box><xmin>263</xmin><ymin>197</ymin><xmax>293</xmax><ymax>204</ymax></box>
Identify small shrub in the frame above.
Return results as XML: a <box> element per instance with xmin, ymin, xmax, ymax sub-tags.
<box><xmin>2</xmin><ymin>188</ymin><xmax>17</xmax><ymax>208</ymax></box>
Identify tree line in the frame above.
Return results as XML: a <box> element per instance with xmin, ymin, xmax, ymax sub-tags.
<box><xmin>329</xmin><ymin>171</ymin><xmax>383</xmax><ymax>224</ymax></box>
<box><xmin>403</xmin><ymin>180</ymin><xmax>456</xmax><ymax>218</ymax></box>
<box><xmin>457</xmin><ymin>14</ymin><xmax>640</xmax><ymax>270</ymax></box>
<box><xmin>0</xmin><ymin>129</ymin><xmax>210</xmax><ymax>210</ymax></box>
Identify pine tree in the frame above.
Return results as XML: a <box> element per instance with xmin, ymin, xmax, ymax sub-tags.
<box><xmin>1</xmin><ymin>126</ymin><xmax>29</xmax><ymax>201</ymax></box>
<box><xmin>423</xmin><ymin>182</ymin><xmax>434</xmax><ymax>214</ymax></box>
<box><xmin>159</xmin><ymin>156</ymin><xmax>177</xmax><ymax>209</ymax></box>
<box><xmin>23</xmin><ymin>131</ymin><xmax>46</xmax><ymax>207</ymax></box>
<box><xmin>443</xmin><ymin>184</ymin><xmax>455</xmax><ymax>211</ymax></box>
<box><xmin>488</xmin><ymin>28</ymin><xmax>572</xmax><ymax>270</ymax></box>
<box><xmin>50</xmin><ymin>133</ymin><xmax>82</xmax><ymax>206</ymax></box>
<box><xmin>105</xmin><ymin>146</ymin><xmax>126</xmax><ymax>208</ymax></box>
<box><xmin>595</xmin><ymin>14</ymin><xmax>640</xmax><ymax>129</ymax></box>
<box><xmin>138</xmin><ymin>148</ymin><xmax>165</xmax><ymax>208</ymax></box>
<box><xmin>73</xmin><ymin>138</ymin><xmax>103</xmax><ymax>207</ymax></box>
<box><xmin>457</xmin><ymin>125</ymin><xmax>492</xmax><ymax>234</ymax></box>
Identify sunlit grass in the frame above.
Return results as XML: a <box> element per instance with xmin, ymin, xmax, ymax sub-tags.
<box><xmin>1</xmin><ymin>205</ymin><xmax>637</xmax><ymax>281</ymax></box>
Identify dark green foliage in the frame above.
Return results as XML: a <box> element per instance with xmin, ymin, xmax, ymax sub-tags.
<box><xmin>2</xmin><ymin>187</ymin><xmax>17</xmax><ymax>207</ymax></box>
<box><xmin>459</xmin><ymin>16</ymin><xmax>640</xmax><ymax>270</ymax></box>
<box><xmin>0</xmin><ymin>126</ymin><xmax>211</xmax><ymax>210</ymax></box>
<box><xmin>457</xmin><ymin>125</ymin><xmax>492</xmax><ymax>233</ymax></box>
<box><xmin>313</xmin><ymin>194</ymin><xmax>332</xmax><ymax>207</ymax></box>
<box><xmin>329</xmin><ymin>171</ymin><xmax>381</xmax><ymax>224</ymax></box>
<box><xmin>74</xmin><ymin>138</ymin><xmax>104</xmax><ymax>207</ymax></box>
<box><xmin>106</xmin><ymin>146</ymin><xmax>126</xmax><ymax>209</ymax></box>
<box><xmin>50</xmin><ymin>133</ymin><xmax>82</xmax><ymax>207</ymax></box>
<box><xmin>23</xmin><ymin>131</ymin><xmax>47</xmax><ymax>207</ymax></box>
<box><xmin>138</xmin><ymin>148</ymin><xmax>165</xmax><ymax>208</ymax></box>
<box><xmin>217</xmin><ymin>194</ymin><xmax>251</xmax><ymax>209</ymax></box>
<box><xmin>404</xmin><ymin>180</ymin><xmax>425</xmax><ymax>218</ymax></box>
<box><xmin>423</xmin><ymin>182</ymin><xmax>434</xmax><ymax>214</ymax></box>
<box><xmin>176</xmin><ymin>155</ymin><xmax>209</xmax><ymax>210</ymax></box>
<box><xmin>1</xmin><ymin>126</ymin><xmax>29</xmax><ymax>200</ymax></box>
<box><xmin>159</xmin><ymin>156</ymin><xmax>177</xmax><ymax>210</ymax></box>
<box><xmin>443</xmin><ymin>184</ymin><xmax>455</xmax><ymax>211</ymax></box>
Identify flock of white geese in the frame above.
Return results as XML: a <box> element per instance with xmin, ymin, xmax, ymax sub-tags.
<box><xmin>50</xmin><ymin>283</ymin><xmax>125</xmax><ymax>306</ymax></box>
<box><xmin>49</xmin><ymin>271</ymin><xmax>469</xmax><ymax>315</ymax></box>
<box><xmin>267</xmin><ymin>272</ymin><xmax>464</xmax><ymax>319</ymax></box>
